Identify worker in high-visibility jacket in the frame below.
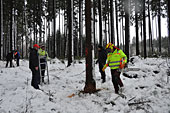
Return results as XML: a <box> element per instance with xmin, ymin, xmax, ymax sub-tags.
<box><xmin>38</xmin><ymin>45</ymin><xmax>48</xmax><ymax>83</ymax></box>
<box><xmin>102</xmin><ymin>43</ymin><xmax>127</xmax><ymax>94</ymax></box>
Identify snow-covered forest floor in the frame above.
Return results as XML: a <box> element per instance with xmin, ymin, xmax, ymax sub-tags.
<box><xmin>0</xmin><ymin>57</ymin><xmax>170</xmax><ymax>113</ymax></box>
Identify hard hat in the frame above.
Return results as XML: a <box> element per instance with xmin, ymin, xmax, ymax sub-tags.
<box><xmin>33</xmin><ymin>44</ymin><xmax>40</xmax><ymax>48</ymax></box>
<box><xmin>106</xmin><ymin>43</ymin><xmax>114</xmax><ymax>50</ymax></box>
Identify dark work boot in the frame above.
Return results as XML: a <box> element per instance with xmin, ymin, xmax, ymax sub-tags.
<box><xmin>102</xmin><ymin>79</ymin><xmax>106</xmax><ymax>83</ymax></box>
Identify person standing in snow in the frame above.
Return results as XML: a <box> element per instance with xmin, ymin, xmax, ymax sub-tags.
<box><xmin>29</xmin><ymin>44</ymin><xmax>40</xmax><ymax>89</ymax></box>
<box><xmin>96</xmin><ymin>45</ymin><xmax>107</xmax><ymax>83</ymax></box>
<box><xmin>38</xmin><ymin>45</ymin><xmax>48</xmax><ymax>83</ymax></box>
<box><xmin>14</xmin><ymin>50</ymin><xmax>20</xmax><ymax>66</ymax></box>
<box><xmin>102</xmin><ymin>43</ymin><xmax>127</xmax><ymax>94</ymax></box>
<box><xmin>6</xmin><ymin>51</ymin><xmax>14</xmax><ymax>68</ymax></box>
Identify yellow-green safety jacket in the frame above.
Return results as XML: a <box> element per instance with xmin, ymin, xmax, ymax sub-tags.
<box><xmin>38</xmin><ymin>48</ymin><xmax>48</xmax><ymax>59</ymax></box>
<box><xmin>104</xmin><ymin>49</ymin><xmax>127</xmax><ymax>70</ymax></box>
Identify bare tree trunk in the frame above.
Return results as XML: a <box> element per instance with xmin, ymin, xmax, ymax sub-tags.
<box><xmin>143</xmin><ymin>0</ymin><xmax>147</xmax><ymax>58</ymax></box>
<box><xmin>124</xmin><ymin>0</ymin><xmax>130</xmax><ymax>61</ymax></box>
<box><xmin>141</xmin><ymin>22</ymin><xmax>143</xmax><ymax>55</ymax></box>
<box><xmin>135</xmin><ymin>0</ymin><xmax>139</xmax><ymax>56</ymax></box>
<box><xmin>110</xmin><ymin>0</ymin><xmax>115</xmax><ymax>45</ymax></box>
<box><xmin>158</xmin><ymin>0</ymin><xmax>161</xmax><ymax>55</ymax></box>
<box><xmin>63</xmin><ymin>0</ymin><xmax>67</xmax><ymax>58</ymax></box>
<box><xmin>58</xmin><ymin>1</ymin><xmax>61</xmax><ymax>58</ymax></box>
<box><xmin>10</xmin><ymin>0</ymin><xmax>13</xmax><ymax>52</ymax></box>
<box><xmin>53</xmin><ymin>0</ymin><xmax>56</xmax><ymax>58</ymax></box>
<box><xmin>148</xmin><ymin>0</ymin><xmax>153</xmax><ymax>55</ymax></box>
<box><xmin>13</xmin><ymin>1</ymin><xmax>16</xmax><ymax>50</ymax></box>
<box><xmin>115</xmin><ymin>0</ymin><xmax>119</xmax><ymax>47</ymax></box>
<box><xmin>22</xmin><ymin>13</ymin><xmax>24</xmax><ymax>59</ymax></box>
<box><xmin>93</xmin><ymin>0</ymin><xmax>96</xmax><ymax>57</ymax></box>
<box><xmin>67</xmin><ymin>0</ymin><xmax>73</xmax><ymax>67</ymax></box>
<box><xmin>84</xmin><ymin>0</ymin><xmax>96</xmax><ymax>93</ymax></box>
<box><xmin>0</xmin><ymin>0</ymin><xmax>3</xmax><ymax>60</ymax></box>
<box><xmin>108</xmin><ymin>11</ymin><xmax>111</xmax><ymax>43</ymax></box>
<box><xmin>168</xmin><ymin>0</ymin><xmax>170</xmax><ymax>56</ymax></box>
<box><xmin>122</xmin><ymin>15</ymin><xmax>125</xmax><ymax>51</ymax></box>
<box><xmin>79</xmin><ymin>0</ymin><xmax>83</xmax><ymax>57</ymax></box>
<box><xmin>98</xmin><ymin>0</ymin><xmax>102</xmax><ymax>45</ymax></box>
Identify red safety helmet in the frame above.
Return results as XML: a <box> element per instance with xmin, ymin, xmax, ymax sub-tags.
<box><xmin>33</xmin><ymin>44</ymin><xmax>40</xmax><ymax>48</ymax></box>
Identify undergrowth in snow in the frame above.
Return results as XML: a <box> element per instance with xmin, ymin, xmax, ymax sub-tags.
<box><xmin>0</xmin><ymin>57</ymin><xmax>170</xmax><ymax>113</ymax></box>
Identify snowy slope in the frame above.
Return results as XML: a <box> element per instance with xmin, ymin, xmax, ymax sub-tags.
<box><xmin>0</xmin><ymin>57</ymin><xmax>170</xmax><ymax>113</ymax></box>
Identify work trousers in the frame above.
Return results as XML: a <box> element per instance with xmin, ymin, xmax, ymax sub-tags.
<box><xmin>111</xmin><ymin>69</ymin><xmax>123</xmax><ymax>93</ymax></box>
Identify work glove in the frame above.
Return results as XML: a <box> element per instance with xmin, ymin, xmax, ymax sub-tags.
<box><xmin>119</xmin><ymin>63</ymin><xmax>125</xmax><ymax>69</ymax></box>
<box><xmin>102</xmin><ymin>66</ymin><xmax>106</xmax><ymax>72</ymax></box>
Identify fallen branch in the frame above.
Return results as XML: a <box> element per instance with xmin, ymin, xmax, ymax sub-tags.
<box><xmin>70</xmin><ymin>70</ymin><xmax>85</xmax><ymax>77</ymax></box>
<box><xmin>128</xmin><ymin>100</ymin><xmax>151</xmax><ymax>106</ymax></box>
<box><xmin>128</xmin><ymin>96</ymin><xmax>136</xmax><ymax>102</ymax></box>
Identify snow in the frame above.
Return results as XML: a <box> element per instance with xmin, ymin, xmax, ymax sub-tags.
<box><xmin>0</xmin><ymin>57</ymin><xmax>170</xmax><ymax>113</ymax></box>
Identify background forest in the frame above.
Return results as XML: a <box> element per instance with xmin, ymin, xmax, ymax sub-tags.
<box><xmin>0</xmin><ymin>0</ymin><xmax>169</xmax><ymax>62</ymax></box>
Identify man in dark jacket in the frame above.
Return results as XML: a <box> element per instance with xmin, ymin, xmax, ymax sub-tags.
<box><xmin>29</xmin><ymin>44</ymin><xmax>40</xmax><ymax>89</ymax></box>
<box><xmin>14</xmin><ymin>50</ymin><xmax>20</xmax><ymax>66</ymax></box>
<box><xmin>6</xmin><ymin>51</ymin><xmax>14</xmax><ymax>68</ymax></box>
<box><xmin>96</xmin><ymin>45</ymin><xmax>107</xmax><ymax>83</ymax></box>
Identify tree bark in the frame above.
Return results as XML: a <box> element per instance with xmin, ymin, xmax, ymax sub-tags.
<box><xmin>53</xmin><ymin>0</ymin><xmax>56</xmax><ymax>58</ymax></box>
<box><xmin>98</xmin><ymin>0</ymin><xmax>102</xmax><ymax>45</ymax></box>
<box><xmin>79</xmin><ymin>0</ymin><xmax>83</xmax><ymax>57</ymax></box>
<box><xmin>158</xmin><ymin>0</ymin><xmax>161</xmax><ymax>55</ymax></box>
<box><xmin>143</xmin><ymin>0</ymin><xmax>147</xmax><ymax>58</ymax></box>
<box><xmin>10</xmin><ymin>0</ymin><xmax>13</xmax><ymax>52</ymax></box>
<box><xmin>135</xmin><ymin>0</ymin><xmax>139</xmax><ymax>56</ymax></box>
<box><xmin>148</xmin><ymin>0</ymin><xmax>153</xmax><ymax>55</ymax></box>
<box><xmin>124</xmin><ymin>0</ymin><xmax>130</xmax><ymax>62</ymax></box>
<box><xmin>67</xmin><ymin>0</ymin><xmax>73</xmax><ymax>66</ymax></box>
<box><xmin>84</xmin><ymin>0</ymin><xmax>96</xmax><ymax>93</ymax></box>
<box><xmin>110</xmin><ymin>0</ymin><xmax>115</xmax><ymax>44</ymax></box>
<box><xmin>0</xmin><ymin>0</ymin><xmax>3</xmax><ymax>60</ymax></box>
<box><xmin>168</xmin><ymin>0</ymin><xmax>170</xmax><ymax>56</ymax></box>
<box><xmin>93</xmin><ymin>0</ymin><xmax>96</xmax><ymax>57</ymax></box>
<box><xmin>115</xmin><ymin>0</ymin><xmax>119</xmax><ymax>47</ymax></box>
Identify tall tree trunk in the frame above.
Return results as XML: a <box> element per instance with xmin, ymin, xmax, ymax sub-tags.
<box><xmin>124</xmin><ymin>0</ymin><xmax>130</xmax><ymax>62</ymax></box>
<box><xmin>155</xmin><ymin>17</ymin><xmax>159</xmax><ymax>53</ymax></box>
<box><xmin>122</xmin><ymin>14</ymin><xmax>125</xmax><ymax>51</ymax></box>
<box><xmin>115</xmin><ymin>0</ymin><xmax>119</xmax><ymax>47</ymax></box>
<box><xmin>10</xmin><ymin>0</ymin><xmax>13</xmax><ymax>52</ymax></box>
<box><xmin>39</xmin><ymin>0</ymin><xmax>42</xmax><ymax>44</ymax></box>
<box><xmin>108</xmin><ymin>11</ymin><xmax>111</xmax><ymax>43</ymax></box>
<box><xmin>63</xmin><ymin>0</ymin><xmax>67</xmax><ymax>58</ymax></box>
<box><xmin>67</xmin><ymin>0</ymin><xmax>73</xmax><ymax>67</ymax></box>
<box><xmin>53</xmin><ymin>0</ymin><xmax>56</xmax><ymax>58</ymax></box>
<box><xmin>25</xmin><ymin>2</ymin><xmax>28</xmax><ymax>59</ymax></box>
<box><xmin>104</xmin><ymin>14</ymin><xmax>107</xmax><ymax>46</ymax></box>
<box><xmin>0</xmin><ymin>0</ymin><xmax>3</xmax><ymax>60</ymax></box>
<box><xmin>168</xmin><ymin>0</ymin><xmax>170</xmax><ymax>56</ymax></box>
<box><xmin>93</xmin><ymin>0</ymin><xmax>96</xmax><ymax>57</ymax></box>
<box><xmin>58</xmin><ymin>1</ymin><xmax>61</xmax><ymax>58</ymax></box>
<box><xmin>148</xmin><ymin>0</ymin><xmax>153</xmax><ymax>55</ymax></box>
<box><xmin>98</xmin><ymin>0</ymin><xmax>103</xmax><ymax>45</ymax></box>
<box><xmin>143</xmin><ymin>0</ymin><xmax>147</xmax><ymax>58</ymax></box>
<box><xmin>79</xmin><ymin>0</ymin><xmax>83</xmax><ymax>57</ymax></box>
<box><xmin>84</xmin><ymin>0</ymin><xmax>96</xmax><ymax>93</ymax></box>
<box><xmin>13</xmin><ymin>1</ymin><xmax>16</xmax><ymax>50</ymax></box>
<box><xmin>135</xmin><ymin>0</ymin><xmax>139</xmax><ymax>56</ymax></box>
<box><xmin>22</xmin><ymin>13</ymin><xmax>24</xmax><ymax>59</ymax></box>
<box><xmin>110</xmin><ymin>0</ymin><xmax>115</xmax><ymax>44</ymax></box>
<box><xmin>141</xmin><ymin>22</ymin><xmax>143</xmax><ymax>54</ymax></box>
<box><xmin>98</xmin><ymin>0</ymin><xmax>102</xmax><ymax>45</ymax></box>
<box><xmin>158</xmin><ymin>0</ymin><xmax>161</xmax><ymax>55</ymax></box>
